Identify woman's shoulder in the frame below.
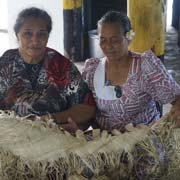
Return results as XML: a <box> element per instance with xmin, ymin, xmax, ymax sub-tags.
<box><xmin>83</xmin><ymin>57</ymin><xmax>101</xmax><ymax>70</ymax></box>
<box><xmin>0</xmin><ymin>49</ymin><xmax>19</xmax><ymax>63</ymax></box>
<box><xmin>131</xmin><ymin>50</ymin><xmax>161</xmax><ymax>65</ymax></box>
<box><xmin>141</xmin><ymin>50</ymin><xmax>163</xmax><ymax>67</ymax></box>
<box><xmin>1</xmin><ymin>49</ymin><xmax>18</xmax><ymax>60</ymax></box>
<box><xmin>45</xmin><ymin>47</ymin><xmax>80</xmax><ymax>75</ymax></box>
<box><xmin>46</xmin><ymin>47</ymin><xmax>67</xmax><ymax>60</ymax></box>
<box><xmin>45</xmin><ymin>47</ymin><xmax>72</xmax><ymax>66</ymax></box>
<box><xmin>133</xmin><ymin>50</ymin><xmax>164</xmax><ymax>75</ymax></box>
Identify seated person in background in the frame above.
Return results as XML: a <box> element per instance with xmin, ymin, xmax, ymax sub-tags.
<box><xmin>82</xmin><ymin>11</ymin><xmax>180</xmax><ymax>132</ymax></box>
<box><xmin>0</xmin><ymin>7</ymin><xmax>95</xmax><ymax>132</ymax></box>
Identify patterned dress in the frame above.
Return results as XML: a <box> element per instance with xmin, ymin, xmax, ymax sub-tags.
<box><xmin>82</xmin><ymin>50</ymin><xmax>180</xmax><ymax>131</ymax></box>
<box><xmin>0</xmin><ymin>48</ymin><xmax>94</xmax><ymax>116</ymax></box>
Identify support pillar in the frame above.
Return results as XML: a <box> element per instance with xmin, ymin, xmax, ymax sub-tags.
<box><xmin>63</xmin><ymin>0</ymin><xmax>82</xmax><ymax>61</ymax></box>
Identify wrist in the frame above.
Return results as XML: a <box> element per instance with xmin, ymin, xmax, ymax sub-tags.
<box><xmin>172</xmin><ymin>97</ymin><xmax>180</xmax><ymax>109</ymax></box>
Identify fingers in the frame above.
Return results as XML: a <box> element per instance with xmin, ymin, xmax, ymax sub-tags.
<box><xmin>170</xmin><ymin>120</ymin><xmax>180</xmax><ymax>129</ymax></box>
<box><xmin>39</xmin><ymin>115</ymin><xmax>79</xmax><ymax>134</ymax></box>
<box><xmin>170</xmin><ymin>109</ymin><xmax>180</xmax><ymax>129</ymax></box>
<box><xmin>59</xmin><ymin>117</ymin><xmax>79</xmax><ymax>134</ymax></box>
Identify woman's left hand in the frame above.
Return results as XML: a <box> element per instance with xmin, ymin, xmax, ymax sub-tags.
<box><xmin>171</xmin><ymin>97</ymin><xmax>180</xmax><ymax>128</ymax></box>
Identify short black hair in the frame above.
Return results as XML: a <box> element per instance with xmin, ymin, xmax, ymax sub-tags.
<box><xmin>14</xmin><ymin>7</ymin><xmax>52</xmax><ymax>35</ymax></box>
<box><xmin>97</xmin><ymin>11</ymin><xmax>131</xmax><ymax>34</ymax></box>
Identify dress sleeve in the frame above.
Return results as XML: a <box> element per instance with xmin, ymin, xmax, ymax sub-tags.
<box><xmin>82</xmin><ymin>58</ymin><xmax>99</xmax><ymax>91</ymax></box>
<box><xmin>64</xmin><ymin>61</ymin><xmax>95</xmax><ymax>107</ymax></box>
<box><xmin>140</xmin><ymin>50</ymin><xmax>180</xmax><ymax>104</ymax></box>
<box><xmin>0</xmin><ymin>52</ymin><xmax>13</xmax><ymax>109</ymax></box>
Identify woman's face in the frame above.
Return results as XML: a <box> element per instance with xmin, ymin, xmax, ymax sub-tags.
<box><xmin>17</xmin><ymin>17</ymin><xmax>49</xmax><ymax>64</ymax></box>
<box><xmin>98</xmin><ymin>22</ymin><xmax>129</xmax><ymax>61</ymax></box>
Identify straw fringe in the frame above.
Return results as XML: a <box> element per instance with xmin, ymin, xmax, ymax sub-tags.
<box><xmin>0</xmin><ymin>110</ymin><xmax>179</xmax><ymax>179</ymax></box>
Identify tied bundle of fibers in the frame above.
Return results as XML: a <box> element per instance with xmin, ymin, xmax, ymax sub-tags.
<box><xmin>0</xmin><ymin>110</ymin><xmax>179</xmax><ymax>179</ymax></box>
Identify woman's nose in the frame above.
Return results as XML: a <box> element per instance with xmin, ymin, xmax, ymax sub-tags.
<box><xmin>31</xmin><ymin>34</ymin><xmax>40</xmax><ymax>44</ymax></box>
<box><xmin>106</xmin><ymin>41</ymin><xmax>113</xmax><ymax>48</ymax></box>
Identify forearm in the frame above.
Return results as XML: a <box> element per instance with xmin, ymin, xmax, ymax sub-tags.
<box><xmin>53</xmin><ymin>104</ymin><xmax>96</xmax><ymax>130</ymax></box>
<box><xmin>171</xmin><ymin>96</ymin><xmax>180</xmax><ymax>107</ymax></box>
<box><xmin>170</xmin><ymin>96</ymin><xmax>180</xmax><ymax>128</ymax></box>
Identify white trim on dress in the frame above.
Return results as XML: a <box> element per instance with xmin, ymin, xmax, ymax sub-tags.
<box><xmin>93</xmin><ymin>57</ymin><xmax>119</xmax><ymax>100</ymax></box>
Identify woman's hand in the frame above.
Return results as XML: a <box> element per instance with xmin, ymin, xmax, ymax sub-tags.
<box><xmin>4</xmin><ymin>79</ymin><xmax>27</xmax><ymax>108</ymax></box>
<box><xmin>171</xmin><ymin>97</ymin><xmax>180</xmax><ymax>128</ymax></box>
<box><xmin>40</xmin><ymin>114</ymin><xmax>79</xmax><ymax>134</ymax></box>
<box><xmin>59</xmin><ymin>117</ymin><xmax>79</xmax><ymax>134</ymax></box>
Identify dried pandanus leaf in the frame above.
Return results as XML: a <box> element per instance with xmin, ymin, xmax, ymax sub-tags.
<box><xmin>132</xmin><ymin>112</ymin><xmax>180</xmax><ymax>179</ymax></box>
<box><xmin>0</xmin><ymin>110</ymin><xmax>179</xmax><ymax>179</ymax></box>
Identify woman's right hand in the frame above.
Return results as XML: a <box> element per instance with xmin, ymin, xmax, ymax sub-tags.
<box><xmin>59</xmin><ymin>117</ymin><xmax>79</xmax><ymax>134</ymax></box>
<box><xmin>40</xmin><ymin>115</ymin><xmax>79</xmax><ymax>134</ymax></box>
<box><xmin>4</xmin><ymin>79</ymin><xmax>27</xmax><ymax>108</ymax></box>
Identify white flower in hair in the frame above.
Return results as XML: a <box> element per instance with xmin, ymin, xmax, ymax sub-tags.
<box><xmin>125</xmin><ymin>30</ymin><xmax>135</xmax><ymax>41</ymax></box>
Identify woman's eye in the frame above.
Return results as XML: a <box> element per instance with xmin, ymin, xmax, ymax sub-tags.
<box><xmin>111</xmin><ymin>37</ymin><xmax>123</xmax><ymax>43</ymax></box>
<box><xmin>37</xmin><ymin>32</ymin><xmax>48</xmax><ymax>39</ymax></box>
<box><xmin>111</xmin><ymin>38</ymin><xmax>119</xmax><ymax>43</ymax></box>
<box><xmin>22</xmin><ymin>32</ymin><xmax>32</xmax><ymax>38</ymax></box>
<box><xmin>99</xmin><ymin>38</ymin><xmax>106</xmax><ymax>44</ymax></box>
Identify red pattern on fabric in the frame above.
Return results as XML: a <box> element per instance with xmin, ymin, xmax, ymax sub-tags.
<box><xmin>46</xmin><ymin>53</ymin><xmax>71</xmax><ymax>86</ymax></box>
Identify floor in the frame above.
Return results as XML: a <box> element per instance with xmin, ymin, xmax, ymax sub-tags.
<box><xmin>75</xmin><ymin>26</ymin><xmax>180</xmax><ymax>115</ymax></box>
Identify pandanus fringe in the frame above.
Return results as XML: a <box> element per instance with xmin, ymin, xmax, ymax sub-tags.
<box><xmin>0</xmin><ymin>110</ymin><xmax>179</xmax><ymax>179</ymax></box>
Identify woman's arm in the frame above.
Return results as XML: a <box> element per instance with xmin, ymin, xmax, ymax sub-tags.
<box><xmin>171</xmin><ymin>96</ymin><xmax>180</xmax><ymax>128</ymax></box>
<box><xmin>141</xmin><ymin>51</ymin><xmax>180</xmax><ymax>105</ymax></box>
<box><xmin>40</xmin><ymin>104</ymin><xmax>96</xmax><ymax>132</ymax></box>
<box><xmin>54</xmin><ymin>104</ymin><xmax>95</xmax><ymax>130</ymax></box>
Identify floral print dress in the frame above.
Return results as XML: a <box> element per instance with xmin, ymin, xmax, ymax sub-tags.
<box><xmin>0</xmin><ymin>48</ymin><xmax>94</xmax><ymax>116</ymax></box>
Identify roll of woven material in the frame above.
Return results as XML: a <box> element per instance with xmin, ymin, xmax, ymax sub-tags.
<box><xmin>0</xmin><ymin>110</ymin><xmax>179</xmax><ymax>179</ymax></box>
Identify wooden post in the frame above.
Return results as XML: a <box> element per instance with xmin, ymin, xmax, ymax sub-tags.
<box><xmin>178</xmin><ymin>15</ymin><xmax>180</xmax><ymax>47</ymax></box>
<box><xmin>127</xmin><ymin>0</ymin><xmax>165</xmax><ymax>57</ymax></box>
<box><xmin>63</xmin><ymin>0</ymin><xmax>82</xmax><ymax>61</ymax></box>
<box><xmin>178</xmin><ymin>1</ymin><xmax>180</xmax><ymax>47</ymax></box>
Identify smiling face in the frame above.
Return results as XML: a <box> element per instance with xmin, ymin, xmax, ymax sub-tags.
<box><xmin>17</xmin><ymin>17</ymin><xmax>49</xmax><ymax>64</ymax></box>
<box><xmin>98</xmin><ymin>22</ymin><xmax>129</xmax><ymax>61</ymax></box>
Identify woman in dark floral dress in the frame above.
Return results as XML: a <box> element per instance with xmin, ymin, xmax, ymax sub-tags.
<box><xmin>0</xmin><ymin>7</ymin><xmax>95</xmax><ymax>132</ymax></box>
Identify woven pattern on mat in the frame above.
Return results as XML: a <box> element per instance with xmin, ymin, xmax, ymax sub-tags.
<box><xmin>0</xmin><ymin>111</ymin><xmax>179</xmax><ymax>179</ymax></box>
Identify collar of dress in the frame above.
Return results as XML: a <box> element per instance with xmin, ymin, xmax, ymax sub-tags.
<box><xmin>94</xmin><ymin>57</ymin><xmax>122</xmax><ymax>100</ymax></box>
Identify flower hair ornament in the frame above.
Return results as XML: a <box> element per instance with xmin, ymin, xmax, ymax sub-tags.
<box><xmin>125</xmin><ymin>30</ymin><xmax>135</xmax><ymax>41</ymax></box>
